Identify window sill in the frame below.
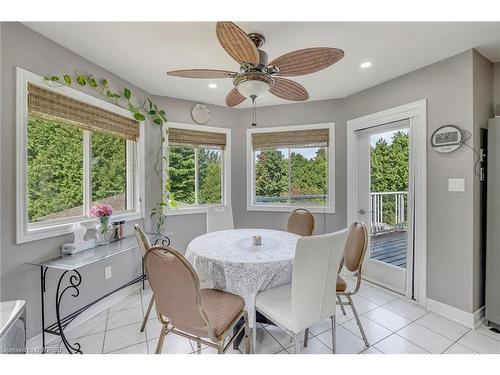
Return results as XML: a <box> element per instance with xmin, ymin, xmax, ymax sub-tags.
<box><xmin>246</xmin><ymin>204</ymin><xmax>335</xmax><ymax>214</ymax></box>
<box><xmin>166</xmin><ymin>205</ymin><xmax>226</xmax><ymax>216</ymax></box>
<box><xmin>18</xmin><ymin>211</ymin><xmax>143</xmax><ymax>244</ymax></box>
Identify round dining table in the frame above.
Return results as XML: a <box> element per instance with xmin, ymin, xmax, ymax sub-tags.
<box><xmin>185</xmin><ymin>228</ymin><xmax>300</xmax><ymax>327</ymax></box>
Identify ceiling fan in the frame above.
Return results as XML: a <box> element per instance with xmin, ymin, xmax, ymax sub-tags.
<box><xmin>167</xmin><ymin>22</ymin><xmax>345</xmax><ymax>107</ymax></box>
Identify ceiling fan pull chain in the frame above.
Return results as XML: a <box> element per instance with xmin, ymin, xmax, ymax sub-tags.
<box><xmin>251</xmin><ymin>95</ymin><xmax>257</xmax><ymax>127</ymax></box>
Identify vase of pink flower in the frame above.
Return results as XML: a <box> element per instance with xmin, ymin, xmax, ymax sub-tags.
<box><xmin>91</xmin><ymin>204</ymin><xmax>113</xmax><ymax>245</ymax></box>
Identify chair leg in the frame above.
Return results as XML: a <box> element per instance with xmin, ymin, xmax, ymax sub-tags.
<box><xmin>347</xmin><ymin>294</ymin><xmax>369</xmax><ymax>347</ymax></box>
<box><xmin>141</xmin><ymin>294</ymin><xmax>155</xmax><ymax>332</ymax></box>
<box><xmin>217</xmin><ymin>341</ymin><xmax>224</xmax><ymax>354</ymax></box>
<box><xmin>155</xmin><ymin>325</ymin><xmax>167</xmax><ymax>354</ymax></box>
<box><xmin>337</xmin><ymin>295</ymin><xmax>347</xmax><ymax>316</ymax></box>
<box><xmin>331</xmin><ymin>315</ymin><xmax>336</xmax><ymax>354</ymax></box>
<box><xmin>304</xmin><ymin>328</ymin><xmax>309</xmax><ymax>347</ymax></box>
<box><xmin>244</xmin><ymin>314</ymin><xmax>251</xmax><ymax>354</ymax></box>
<box><xmin>294</xmin><ymin>333</ymin><xmax>301</xmax><ymax>354</ymax></box>
<box><xmin>251</xmin><ymin>312</ymin><xmax>257</xmax><ymax>354</ymax></box>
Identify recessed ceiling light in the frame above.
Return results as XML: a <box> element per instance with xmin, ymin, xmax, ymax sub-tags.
<box><xmin>208</xmin><ymin>83</ymin><xmax>217</xmax><ymax>89</ymax></box>
<box><xmin>360</xmin><ymin>61</ymin><xmax>372</xmax><ymax>69</ymax></box>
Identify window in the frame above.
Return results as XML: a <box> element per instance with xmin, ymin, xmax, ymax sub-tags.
<box><xmin>164</xmin><ymin>123</ymin><xmax>230</xmax><ymax>214</ymax></box>
<box><xmin>247</xmin><ymin>124</ymin><xmax>335</xmax><ymax>213</ymax></box>
<box><xmin>17</xmin><ymin>69</ymin><xmax>144</xmax><ymax>243</ymax></box>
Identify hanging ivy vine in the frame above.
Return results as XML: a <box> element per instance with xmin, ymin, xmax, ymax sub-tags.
<box><xmin>44</xmin><ymin>72</ymin><xmax>169</xmax><ymax>235</ymax></box>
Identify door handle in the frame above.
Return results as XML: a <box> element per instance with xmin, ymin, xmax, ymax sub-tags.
<box><xmin>358</xmin><ymin>209</ymin><xmax>366</xmax><ymax>215</ymax></box>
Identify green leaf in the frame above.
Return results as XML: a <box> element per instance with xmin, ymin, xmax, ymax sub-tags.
<box><xmin>153</xmin><ymin>118</ymin><xmax>162</xmax><ymax>125</ymax></box>
<box><xmin>76</xmin><ymin>75</ymin><xmax>87</xmax><ymax>86</ymax></box>
<box><xmin>128</xmin><ymin>102</ymin><xmax>135</xmax><ymax>113</ymax></box>
<box><xmin>106</xmin><ymin>90</ymin><xmax>114</xmax><ymax>98</ymax></box>
<box><xmin>123</xmin><ymin>88</ymin><xmax>131</xmax><ymax>100</ymax></box>
<box><xmin>147</xmin><ymin>98</ymin><xmax>153</xmax><ymax>110</ymax></box>
<box><xmin>113</xmin><ymin>93</ymin><xmax>121</xmax><ymax>98</ymax></box>
<box><xmin>101</xmin><ymin>79</ymin><xmax>109</xmax><ymax>88</ymax></box>
<box><xmin>89</xmin><ymin>77</ymin><xmax>98</xmax><ymax>88</ymax></box>
<box><xmin>159</xmin><ymin>110</ymin><xmax>167</xmax><ymax>121</ymax></box>
<box><xmin>134</xmin><ymin>112</ymin><xmax>145</xmax><ymax>121</ymax></box>
<box><xmin>149</xmin><ymin>110</ymin><xmax>157</xmax><ymax>116</ymax></box>
<box><xmin>43</xmin><ymin>76</ymin><xmax>50</xmax><ymax>81</ymax></box>
<box><xmin>51</xmin><ymin>76</ymin><xmax>60</xmax><ymax>81</ymax></box>
<box><xmin>63</xmin><ymin>75</ymin><xmax>72</xmax><ymax>85</ymax></box>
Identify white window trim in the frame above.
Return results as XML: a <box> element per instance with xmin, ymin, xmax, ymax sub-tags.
<box><xmin>163</xmin><ymin>121</ymin><xmax>231</xmax><ymax>216</ymax></box>
<box><xmin>246</xmin><ymin>123</ymin><xmax>335</xmax><ymax>213</ymax></box>
<box><xmin>16</xmin><ymin>67</ymin><xmax>145</xmax><ymax>244</ymax></box>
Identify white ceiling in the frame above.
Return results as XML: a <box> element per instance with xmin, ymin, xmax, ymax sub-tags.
<box><xmin>24</xmin><ymin>22</ymin><xmax>500</xmax><ymax>108</ymax></box>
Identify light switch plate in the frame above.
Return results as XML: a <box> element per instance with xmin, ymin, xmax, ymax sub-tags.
<box><xmin>448</xmin><ymin>178</ymin><xmax>465</xmax><ymax>192</ymax></box>
<box><xmin>105</xmin><ymin>266</ymin><xmax>112</xmax><ymax>280</ymax></box>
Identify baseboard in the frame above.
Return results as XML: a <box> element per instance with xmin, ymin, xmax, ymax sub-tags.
<box><xmin>427</xmin><ymin>298</ymin><xmax>485</xmax><ymax>329</ymax></box>
<box><xmin>27</xmin><ymin>282</ymin><xmax>141</xmax><ymax>349</ymax></box>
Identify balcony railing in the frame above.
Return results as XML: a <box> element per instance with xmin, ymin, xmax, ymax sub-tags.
<box><xmin>370</xmin><ymin>191</ymin><xmax>407</xmax><ymax>235</ymax></box>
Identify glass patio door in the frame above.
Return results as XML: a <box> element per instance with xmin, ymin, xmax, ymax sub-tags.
<box><xmin>355</xmin><ymin>120</ymin><xmax>412</xmax><ymax>294</ymax></box>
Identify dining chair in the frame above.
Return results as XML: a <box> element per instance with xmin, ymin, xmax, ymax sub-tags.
<box><xmin>254</xmin><ymin>229</ymin><xmax>349</xmax><ymax>353</ymax></box>
<box><xmin>134</xmin><ymin>224</ymin><xmax>154</xmax><ymax>332</ymax></box>
<box><xmin>206</xmin><ymin>205</ymin><xmax>234</xmax><ymax>233</ymax></box>
<box><xmin>286</xmin><ymin>208</ymin><xmax>315</xmax><ymax>236</ymax></box>
<box><xmin>303</xmin><ymin>222</ymin><xmax>369</xmax><ymax>348</ymax></box>
<box><xmin>144</xmin><ymin>245</ymin><xmax>250</xmax><ymax>354</ymax></box>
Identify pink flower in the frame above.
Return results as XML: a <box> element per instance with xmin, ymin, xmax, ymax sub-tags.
<box><xmin>90</xmin><ymin>204</ymin><xmax>113</xmax><ymax>218</ymax></box>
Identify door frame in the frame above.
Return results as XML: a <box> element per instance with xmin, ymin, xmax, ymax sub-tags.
<box><xmin>347</xmin><ymin>99</ymin><xmax>427</xmax><ymax>306</ymax></box>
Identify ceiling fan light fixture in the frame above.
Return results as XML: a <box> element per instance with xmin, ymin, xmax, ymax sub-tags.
<box><xmin>234</xmin><ymin>72</ymin><xmax>274</xmax><ymax>98</ymax></box>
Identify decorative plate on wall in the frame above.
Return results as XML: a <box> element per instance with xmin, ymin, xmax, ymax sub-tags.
<box><xmin>191</xmin><ymin>103</ymin><xmax>211</xmax><ymax>124</ymax></box>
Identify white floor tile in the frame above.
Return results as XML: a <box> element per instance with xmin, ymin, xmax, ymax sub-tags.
<box><xmin>66</xmin><ymin>311</ymin><xmax>108</xmax><ymax>339</ymax></box>
<box><xmin>335</xmin><ymin>305</ymin><xmax>355</xmax><ymax>324</ymax></box>
<box><xmin>195</xmin><ymin>344</ymin><xmax>242</xmax><ymax>354</ymax></box>
<box><xmin>342</xmin><ymin>315</ymin><xmax>392</xmax><ymax>345</ymax></box>
<box><xmin>363</xmin><ymin>306</ymin><xmax>412</xmax><ymax>332</ymax></box>
<box><xmin>316</xmin><ymin>325</ymin><xmax>366</xmax><ymax>354</ymax></box>
<box><xmin>109</xmin><ymin>341</ymin><xmax>149</xmax><ymax>354</ymax></box>
<box><xmin>397</xmin><ymin>322</ymin><xmax>454</xmax><ymax>354</ymax></box>
<box><xmin>458</xmin><ymin>330</ymin><xmax>500</xmax><ymax>354</ymax></box>
<box><xmin>263</xmin><ymin>324</ymin><xmax>303</xmax><ymax>348</ymax></box>
<box><xmin>106</xmin><ymin>306</ymin><xmax>144</xmax><ymax>330</ymax></box>
<box><xmin>286</xmin><ymin>337</ymin><xmax>332</xmax><ymax>354</ymax></box>
<box><xmin>146</xmin><ymin>333</ymin><xmax>194</xmax><ymax>354</ymax></box>
<box><xmin>383</xmin><ymin>299</ymin><xmax>428</xmax><ymax>321</ymax></box>
<box><xmin>475</xmin><ymin>325</ymin><xmax>500</xmax><ymax>342</ymax></box>
<box><xmin>109</xmin><ymin>292</ymin><xmax>142</xmax><ymax>312</ymax></box>
<box><xmin>60</xmin><ymin>332</ymin><xmax>105</xmax><ymax>354</ymax></box>
<box><xmin>415</xmin><ymin>312</ymin><xmax>470</xmax><ymax>341</ymax></box>
<box><xmin>374</xmin><ymin>334</ymin><xmax>427</xmax><ymax>354</ymax></box>
<box><xmin>358</xmin><ymin>287</ymin><xmax>399</xmax><ymax>305</ymax></box>
<box><xmin>103</xmin><ymin>322</ymin><xmax>148</xmax><ymax>353</ymax></box>
<box><xmin>307</xmin><ymin>318</ymin><xmax>335</xmax><ymax>336</ymax></box>
<box><xmin>144</xmin><ymin>317</ymin><xmax>163</xmax><ymax>340</ymax></box>
<box><xmin>239</xmin><ymin>326</ymin><xmax>284</xmax><ymax>354</ymax></box>
<box><xmin>360</xmin><ymin>346</ymin><xmax>383</xmax><ymax>354</ymax></box>
<box><xmin>348</xmin><ymin>294</ymin><xmax>380</xmax><ymax>314</ymax></box>
<box><xmin>443</xmin><ymin>343</ymin><xmax>478</xmax><ymax>354</ymax></box>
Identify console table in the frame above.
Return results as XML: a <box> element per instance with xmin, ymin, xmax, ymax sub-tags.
<box><xmin>28</xmin><ymin>237</ymin><xmax>143</xmax><ymax>354</ymax></box>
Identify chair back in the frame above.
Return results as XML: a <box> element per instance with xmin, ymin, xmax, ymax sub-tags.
<box><xmin>287</xmin><ymin>208</ymin><xmax>315</xmax><ymax>236</ymax></box>
<box><xmin>206</xmin><ymin>206</ymin><xmax>234</xmax><ymax>233</ymax></box>
<box><xmin>343</xmin><ymin>222</ymin><xmax>368</xmax><ymax>273</ymax></box>
<box><xmin>134</xmin><ymin>224</ymin><xmax>152</xmax><ymax>255</ymax></box>
<box><xmin>144</xmin><ymin>245</ymin><xmax>214</xmax><ymax>339</ymax></box>
<box><xmin>290</xmin><ymin>229</ymin><xmax>349</xmax><ymax>331</ymax></box>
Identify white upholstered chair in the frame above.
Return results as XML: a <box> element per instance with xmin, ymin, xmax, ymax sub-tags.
<box><xmin>254</xmin><ymin>229</ymin><xmax>349</xmax><ymax>353</ymax></box>
<box><xmin>206</xmin><ymin>206</ymin><xmax>234</xmax><ymax>233</ymax></box>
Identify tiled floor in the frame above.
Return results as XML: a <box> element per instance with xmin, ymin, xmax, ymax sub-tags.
<box><xmin>44</xmin><ymin>280</ymin><xmax>500</xmax><ymax>354</ymax></box>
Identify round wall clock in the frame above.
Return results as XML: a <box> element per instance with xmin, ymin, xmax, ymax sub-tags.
<box><xmin>191</xmin><ymin>104</ymin><xmax>211</xmax><ymax>125</ymax></box>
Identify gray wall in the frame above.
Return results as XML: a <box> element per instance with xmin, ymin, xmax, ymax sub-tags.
<box><xmin>1</xmin><ymin>22</ymin><xmax>156</xmax><ymax>338</ymax></box>
<box><xmin>1</xmin><ymin>22</ymin><xmax>495</xmax><ymax>340</ymax></box>
<box><xmin>495</xmin><ymin>62</ymin><xmax>500</xmax><ymax>116</ymax></box>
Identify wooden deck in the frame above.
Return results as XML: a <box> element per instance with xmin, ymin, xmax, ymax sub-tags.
<box><xmin>370</xmin><ymin>231</ymin><xmax>408</xmax><ymax>269</ymax></box>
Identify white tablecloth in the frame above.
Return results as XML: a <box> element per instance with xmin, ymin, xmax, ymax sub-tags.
<box><xmin>185</xmin><ymin>229</ymin><xmax>299</xmax><ymax>327</ymax></box>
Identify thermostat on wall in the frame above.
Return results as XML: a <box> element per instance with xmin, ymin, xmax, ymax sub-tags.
<box><xmin>431</xmin><ymin>125</ymin><xmax>464</xmax><ymax>153</ymax></box>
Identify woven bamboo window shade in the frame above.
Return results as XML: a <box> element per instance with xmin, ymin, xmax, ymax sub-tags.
<box><xmin>252</xmin><ymin>128</ymin><xmax>329</xmax><ymax>151</ymax></box>
<box><xmin>28</xmin><ymin>83</ymin><xmax>140</xmax><ymax>141</ymax></box>
<box><xmin>168</xmin><ymin>128</ymin><xmax>226</xmax><ymax>149</ymax></box>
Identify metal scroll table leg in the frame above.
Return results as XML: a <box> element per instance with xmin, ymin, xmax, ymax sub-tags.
<box><xmin>55</xmin><ymin>270</ymin><xmax>83</xmax><ymax>354</ymax></box>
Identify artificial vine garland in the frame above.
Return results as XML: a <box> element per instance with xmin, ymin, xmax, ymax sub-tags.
<box><xmin>44</xmin><ymin>72</ymin><xmax>169</xmax><ymax>235</ymax></box>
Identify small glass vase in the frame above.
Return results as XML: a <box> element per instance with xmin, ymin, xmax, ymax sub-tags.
<box><xmin>95</xmin><ymin>216</ymin><xmax>113</xmax><ymax>245</ymax></box>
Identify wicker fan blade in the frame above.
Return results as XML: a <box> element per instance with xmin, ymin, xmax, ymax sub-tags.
<box><xmin>269</xmin><ymin>47</ymin><xmax>344</xmax><ymax>76</ymax></box>
<box><xmin>216</xmin><ymin>22</ymin><xmax>260</xmax><ymax>66</ymax></box>
<box><xmin>167</xmin><ymin>69</ymin><xmax>237</xmax><ymax>79</ymax></box>
<box><xmin>226</xmin><ymin>87</ymin><xmax>246</xmax><ymax>107</ymax></box>
<box><xmin>270</xmin><ymin>78</ymin><xmax>309</xmax><ymax>101</ymax></box>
